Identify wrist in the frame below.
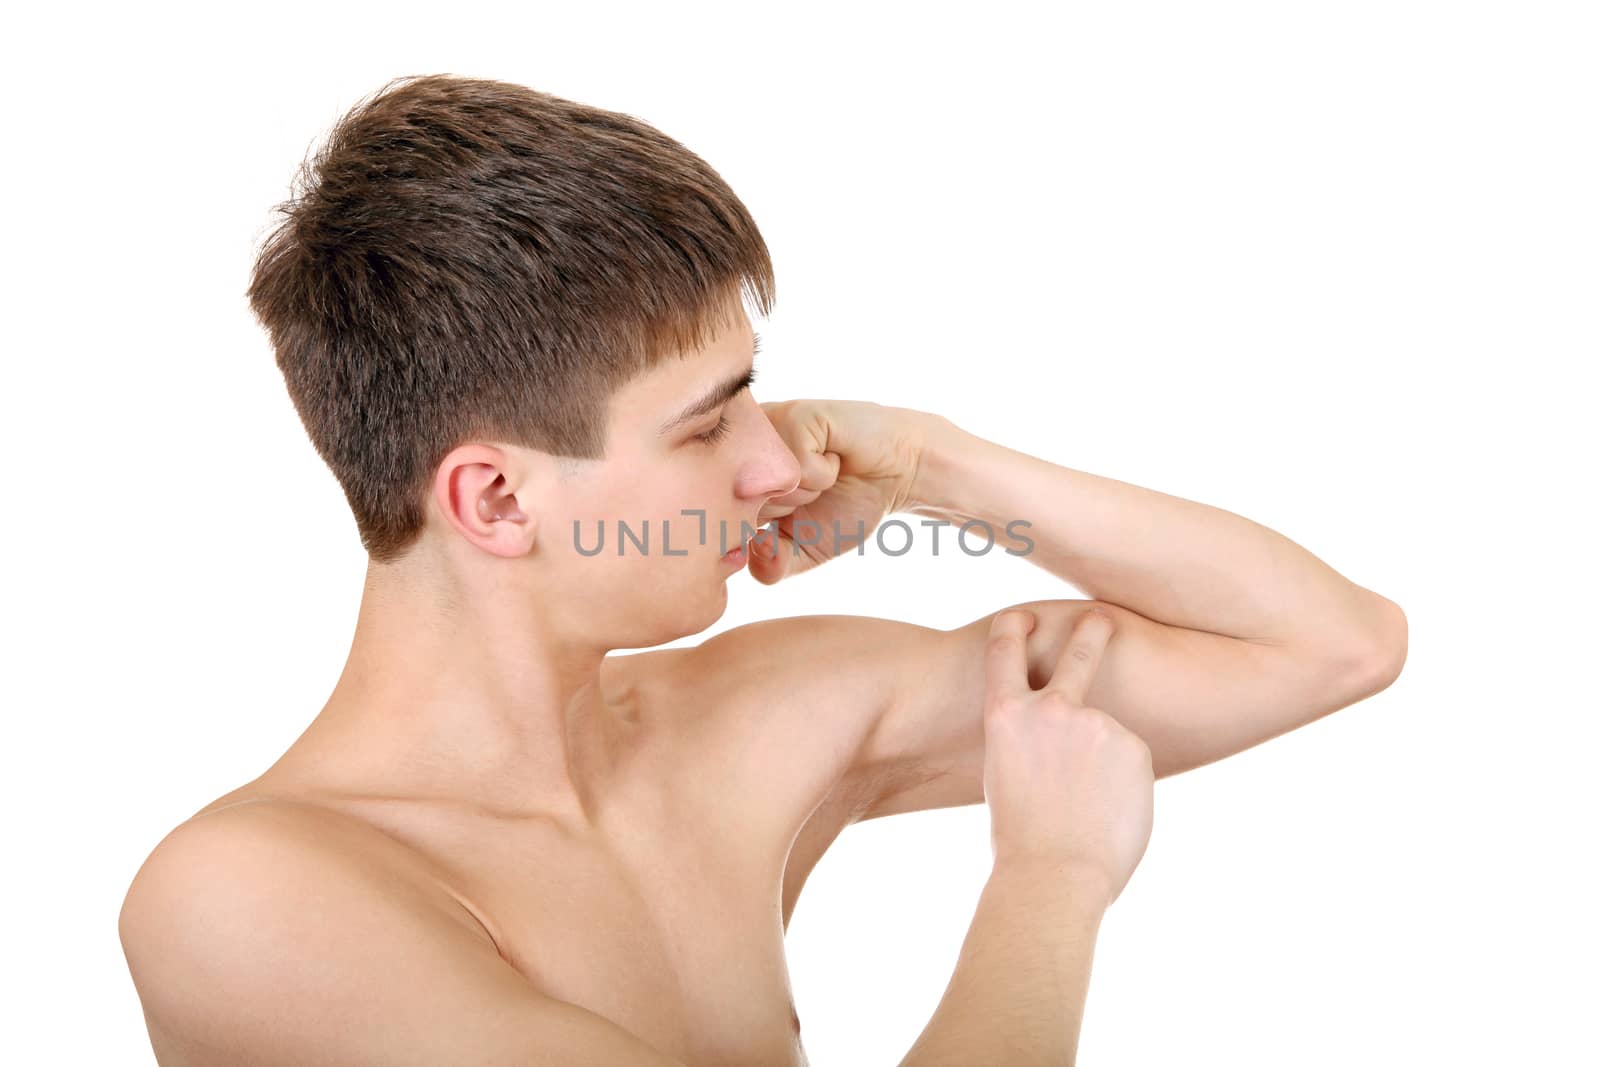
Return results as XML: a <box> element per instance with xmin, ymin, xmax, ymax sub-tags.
<box><xmin>990</xmin><ymin>854</ymin><xmax>1116</xmax><ymax>914</ymax></box>
<box><xmin>904</xmin><ymin>413</ymin><xmax>984</xmax><ymax>519</ymax></box>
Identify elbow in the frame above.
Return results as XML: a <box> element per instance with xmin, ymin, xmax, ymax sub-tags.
<box><xmin>1347</xmin><ymin>594</ymin><xmax>1408</xmax><ymax>696</ymax></box>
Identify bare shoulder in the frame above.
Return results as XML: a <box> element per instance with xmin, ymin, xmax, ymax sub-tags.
<box><xmin>665</xmin><ymin>613</ymin><xmax>958</xmax><ymax>923</ymax></box>
<box><xmin>677</xmin><ymin>612</ymin><xmax>936</xmax><ymax>755</ymax></box>
<box><xmin>118</xmin><ymin>808</ymin><xmax>643</xmax><ymax>1065</ymax></box>
<box><xmin>121</xmin><ymin>799</ymin><xmax>491</xmax><ymax>944</ymax></box>
<box><xmin>685</xmin><ymin>612</ymin><xmax>941</xmax><ymax>706</ymax></box>
<box><xmin>120</xmin><ymin>800</ymin><xmax>688</xmax><ymax>1066</ymax></box>
<box><xmin>117</xmin><ymin>802</ymin><xmax>480</xmax><ymax>1059</ymax></box>
<box><xmin>669</xmin><ymin>612</ymin><xmax>952</xmax><ymax>826</ymax></box>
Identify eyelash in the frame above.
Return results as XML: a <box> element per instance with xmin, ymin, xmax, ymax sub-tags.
<box><xmin>694</xmin><ymin>414</ymin><xmax>734</xmax><ymax>445</ymax></box>
<box><xmin>689</xmin><ymin>357</ymin><xmax>757</xmax><ymax>447</ymax></box>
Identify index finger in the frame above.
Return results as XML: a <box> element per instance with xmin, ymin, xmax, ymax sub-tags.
<box><xmin>984</xmin><ymin>610</ymin><xmax>1036</xmax><ymax>708</ymax></box>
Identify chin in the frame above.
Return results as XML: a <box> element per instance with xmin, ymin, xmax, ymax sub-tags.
<box><xmin>692</xmin><ymin>571</ymin><xmax>734</xmax><ymax>628</ymax></box>
<box><xmin>638</xmin><ymin>577</ymin><xmax>731</xmax><ymax>648</ymax></box>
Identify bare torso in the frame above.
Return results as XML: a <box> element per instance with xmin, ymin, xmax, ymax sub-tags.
<box><xmin>174</xmin><ymin>642</ymin><xmax>882</xmax><ymax>1067</ymax></box>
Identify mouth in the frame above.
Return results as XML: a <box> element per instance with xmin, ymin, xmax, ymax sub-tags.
<box><xmin>721</xmin><ymin>527</ymin><xmax>759</xmax><ymax>568</ymax></box>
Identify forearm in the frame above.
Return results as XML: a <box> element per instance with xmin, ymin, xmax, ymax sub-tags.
<box><xmin>898</xmin><ymin>861</ymin><xmax>1109</xmax><ymax>1067</ymax></box>
<box><xmin>908</xmin><ymin>415</ymin><xmax>1398</xmax><ymax>652</ymax></box>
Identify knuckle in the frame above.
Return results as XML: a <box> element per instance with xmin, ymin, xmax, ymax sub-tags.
<box><xmin>1118</xmin><ymin>730</ymin><xmax>1153</xmax><ymax>764</ymax></box>
<box><xmin>1036</xmin><ymin>689</ymin><xmax>1074</xmax><ymax>713</ymax></box>
<box><xmin>985</xmin><ymin>693</ymin><xmax>1026</xmax><ymax>719</ymax></box>
<box><xmin>1076</xmin><ymin>705</ymin><xmax>1115</xmax><ymax>734</ymax></box>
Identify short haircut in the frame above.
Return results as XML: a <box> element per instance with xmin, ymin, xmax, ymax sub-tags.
<box><xmin>246</xmin><ymin>74</ymin><xmax>775</xmax><ymax>563</ymax></box>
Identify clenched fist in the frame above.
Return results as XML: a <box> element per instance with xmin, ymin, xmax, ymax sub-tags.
<box><xmin>748</xmin><ymin>399</ymin><xmax>940</xmax><ymax>585</ymax></box>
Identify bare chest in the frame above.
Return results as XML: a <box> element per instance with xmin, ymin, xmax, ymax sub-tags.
<box><xmin>359</xmin><ymin>795</ymin><xmax>810</xmax><ymax>1067</ymax></box>
<box><xmin>213</xmin><ymin>647</ymin><xmax>861</xmax><ymax>1063</ymax></box>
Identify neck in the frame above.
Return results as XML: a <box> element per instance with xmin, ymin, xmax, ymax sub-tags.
<box><xmin>266</xmin><ymin>548</ymin><xmax>632</xmax><ymax>822</ymax></box>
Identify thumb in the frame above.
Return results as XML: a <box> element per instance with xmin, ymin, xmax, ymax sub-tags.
<box><xmin>746</xmin><ymin>522</ymin><xmax>787</xmax><ymax>585</ymax></box>
<box><xmin>746</xmin><ymin>515</ymin><xmax>824</xmax><ymax>586</ymax></box>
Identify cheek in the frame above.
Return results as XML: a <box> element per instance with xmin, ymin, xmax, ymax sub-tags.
<box><xmin>582</xmin><ymin>452</ymin><xmax>735</xmax><ymax>555</ymax></box>
<box><xmin>606</xmin><ymin>484</ymin><xmax>716</xmax><ymax>555</ymax></box>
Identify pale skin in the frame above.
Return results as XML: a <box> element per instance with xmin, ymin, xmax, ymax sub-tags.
<box><xmin>118</xmin><ymin>294</ymin><xmax>1408</xmax><ymax>1066</ymax></box>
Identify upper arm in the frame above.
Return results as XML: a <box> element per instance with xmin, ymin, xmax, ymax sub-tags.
<box><xmin>118</xmin><ymin>803</ymin><xmax>686</xmax><ymax>1067</ymax></box>
<box><xmin>851</xmin><ymin>596</ymin><xmax>1406</xmax><ymax>819</ymax></box>
<box><xmin>680</xmin><ymin>613</ymin><xmax>951</xmax><ymax>925</ymax></box>
<box><xmin>679</xmin><ymin>613</ymin><xmax>935</xmax><ymax>823</ymax></box>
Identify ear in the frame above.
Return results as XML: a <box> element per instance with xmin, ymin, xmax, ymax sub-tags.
<box><xmin>431</xmin><ymin>443</ymin><xmax>540</xmax><ymax>558</ymax></box>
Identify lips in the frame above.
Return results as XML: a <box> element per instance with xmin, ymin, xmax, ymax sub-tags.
<box><xmin>719</xmin><ymin>518</ymin><xmax>768</xmax><ymax>567</ymax></box>
<box><xmin>731</xmin><ymin>522</ymin><xmax>763</xmax><ymax>555</ymax></box>
<box><xmin>722</xmin><ymin>528</ymin><xmax>757</xmax><ymax>565</ymax></box>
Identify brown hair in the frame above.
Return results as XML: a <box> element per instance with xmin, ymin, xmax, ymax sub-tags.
<box><xmin>246</xmin><ymin>73</ymin><xmax>775</xmax><ymax>563</ymax></box>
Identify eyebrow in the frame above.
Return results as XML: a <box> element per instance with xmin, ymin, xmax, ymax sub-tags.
<box><xmin>657</xmin><ymin>332</ymin><xmax>762</xmax><ymax>436</ymax></box>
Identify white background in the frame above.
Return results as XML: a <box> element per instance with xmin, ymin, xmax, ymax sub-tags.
<box><xmin>3</xmin><ymin>1</ymin><xmax>1595</xmax><ymax>1063</ymax></box>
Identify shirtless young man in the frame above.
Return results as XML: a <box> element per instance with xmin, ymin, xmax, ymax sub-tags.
<box><xmin>118</xmin><ymin>75</ymin><xmax>1408</xmax><ymax>1066</ymax></box>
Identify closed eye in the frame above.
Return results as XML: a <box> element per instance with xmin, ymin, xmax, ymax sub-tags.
<box><xmin>693</xmin><ymin>413</ymin><xmax>734</xmax><ymax>445</ymax></box>
<box><xmin>688</xmin><ymin>358</ymin><xmax>757</xmax><ymax>447</ymax></box>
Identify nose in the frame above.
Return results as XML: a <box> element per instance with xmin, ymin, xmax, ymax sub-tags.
<box><xmin>737</xmin><ymin>416</ymin><xmax>803</xmax><ymax>502</ymax></box>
